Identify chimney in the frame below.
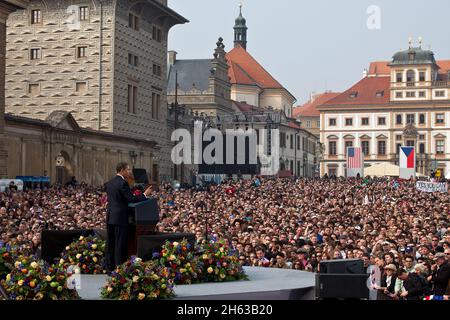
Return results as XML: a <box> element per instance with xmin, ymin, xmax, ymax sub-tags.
<box><xmin>363</xmin><ymin>68</ymin><xmax>368</xmax><ymax>78</ymax></box>
<box><xmin>168</xmin><ymin>51</ymin><xmax>177</xmax><ymax>66</ymax></box>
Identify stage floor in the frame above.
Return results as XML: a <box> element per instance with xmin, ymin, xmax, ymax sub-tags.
<box><xmin>77</xmin><ymin>267</ymin><xmax>316</xmax><ymax>300</ymax></box>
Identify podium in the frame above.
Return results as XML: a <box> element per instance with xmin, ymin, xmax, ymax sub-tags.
<box><xmin>127</xmin><ymin>198</ymin><xmax>159</xmax><ymax>257</ymax></box>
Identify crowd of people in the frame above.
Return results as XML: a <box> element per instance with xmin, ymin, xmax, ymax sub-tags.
<box><xmin>0</xmin><ymin>176</ymin><xmax>449</xmax><ymax>299</ymax></box>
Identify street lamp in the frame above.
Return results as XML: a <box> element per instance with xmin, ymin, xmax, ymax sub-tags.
<box><xmin>129</xmin><ymin>150</ymin><xmax>137</xmax><ymax>168</ymax></box>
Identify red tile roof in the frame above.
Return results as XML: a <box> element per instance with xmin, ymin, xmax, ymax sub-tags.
<box><xmin>288</xmin><ymin>121</ymin><xmax>301</xmax><ymax>130</ymax></box>
<box><xmin>368</xmin><ymin>61</ymin><xmax>390</xmax><ymax>76</ymax></box>
<box><xmin>232</xmin><ymin>100</ymin><xmax>265</xmax><ymax>113</ymax></box>
<box><xmin>321</xmin><ymin>77</ymin><xmax>391</xmax><ymax>107</ymax></box>
<box><xmin>293</xmin><ymin>92</ymin><xmax>340</xmax><ymax>117</ymax></box>
<box><xmin>226</xmin><ymin>45</ymin><xmax>283</xmax><ymax>89</ymax></box>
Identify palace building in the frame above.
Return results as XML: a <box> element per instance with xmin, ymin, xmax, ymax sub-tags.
<box><xmin>3</xmin><ymin>0</ymin><xmax>187</xmax><ymax>183</ymax></box>
<box><xmin>318</xmin><ymin>41</ymin><xmax>450</xmax><ymax>177</ymax></box>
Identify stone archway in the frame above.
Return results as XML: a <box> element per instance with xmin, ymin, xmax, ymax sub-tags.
<box><xmin>55</xmin><ymin>151</ymin><xmax>74</xmax><ymax>185</ymax></box>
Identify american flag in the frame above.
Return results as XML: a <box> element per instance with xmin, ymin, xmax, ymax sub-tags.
<box><xmin>347</xmin><ymin>147</ymin><xmax>362</xmax><ymax>169</ymax></box>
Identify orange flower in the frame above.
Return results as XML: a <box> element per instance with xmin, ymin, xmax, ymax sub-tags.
<box><xmin>29</xmin><ymin>281</ymin><xmax>36</xmax><ymax>288</ymax></box>
<box><xmin>21</xmin><ymin>269</ymin><xmax>28</xmax><ymax>274</ymax></box>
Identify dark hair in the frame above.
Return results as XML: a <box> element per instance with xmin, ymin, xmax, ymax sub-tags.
<box><xmin>116</xmin><ymin>162</ymin><xmax>129</xmax><ymax>173</ymax></box>
<box><xmin>404</xmin><ymin>254</ymin><xmax>414</xmax><ymax>261</ymax></box>
<box><xmin>396</xmin><ymin>268</ymin><xmax>407</xmax><ymax>277</ymax></box>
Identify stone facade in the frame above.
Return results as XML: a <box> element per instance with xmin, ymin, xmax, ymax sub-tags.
<box><xmin>0</xmin><ymin>0</ymin><xmax>30</xmax><ymax>178</ymax></box>
<box><xmin>4</xmin><ymin>0</ymin><xmax>187</xmax><ymax>181</ymax></box>
<box><xmin>4</xmin><ymin>112</ymin><xmax>156</xmax><ymax>186</ymax></box>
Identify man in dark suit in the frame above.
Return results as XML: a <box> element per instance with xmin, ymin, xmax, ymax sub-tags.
<box><xmin>428</xmin><ymin>252</ymin><xmax>450</xmax><ymax>296</ymax></box>
<box><xmin>396</xmin><ymin>268</ymin><xmax>426</xmax><ymax>300</ymax></box>
<box><xmin>105</xmin><ymin>162</ymin><xmax>153</xmax><ymax>271</ymax></box>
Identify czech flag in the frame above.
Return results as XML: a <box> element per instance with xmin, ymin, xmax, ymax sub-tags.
<box><xmin>400</xmin><ymin>147</ymin><xmax>415</xmax><ymax>169</ymax></box>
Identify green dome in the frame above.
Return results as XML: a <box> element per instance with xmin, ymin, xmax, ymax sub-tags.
<box><xmin>389</xmin><ymin>47</ymin><xmax>438</xmax><ymax>66</ymax></box>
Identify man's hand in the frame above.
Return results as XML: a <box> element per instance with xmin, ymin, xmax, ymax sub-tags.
<box><xmin>400</xmin><ymin>291</ymin><xmax>408</xmax><ymax>298</ymax></box>
<box><xmin>144</xmin><ymin>185</ymin><xmax>154</xmax><ymax>197</ymax></box>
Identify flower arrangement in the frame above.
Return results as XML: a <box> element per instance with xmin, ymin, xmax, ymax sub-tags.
<box><xmin>197</xmin><ymin>240</ymin><xmax>248</xmax><ymax>283</ymax></box>
<box><xmin>101</xmin><ymin>256</ymin><xmax>175</xmax><ymax>300</ymax></box>
<box><xmin>154</xmin><ymin>239</ymin><xmax>202</xmax><ymax>285</ymax></box>
<box><xmin>0</xmin><ymin>242</ymin><xmax>16</xmax><ymax>279</ymax></box>
<box><xmin>56</xmin><ymin>236</ymin><xmax>106</xmax><ymax>274</ymax></box>
<box><xmin>1</xmin><ymin>255</ymin><xmax>79</xmax><ymax>300</ymax></box>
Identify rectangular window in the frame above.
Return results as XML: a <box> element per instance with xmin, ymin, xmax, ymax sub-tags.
<box><xmin>153</xmin><ymin>26</ymin><xmax>162</xmax><ymax>42</ymax></box>
<box><xmin>280</xmin><ymin>133</ymin><xmax>286</xmax><ymax>148</ymax></box>
<box><xmin>419</xmin><ymin>143</ymin><xmax>425</xmax><ymax>154</ymax></box>
<box><xmin>406</xmin><ymin>114</ymin><xmax>415</xmax><ymax>124</ymax></box>
<box><xmin>378</xmin><ymin>140</ymin><xmax>386</xmax><ymax>155</ymax></box>
<box><xmin>134</xmin><ymin>56</ymin><xmax>139</xmax><ymax>67</ymax></box>
<box><xmin>406</xmin><ymin>91</ymin><xmax>416</xmax><ymax>98</ymax></box>
<box><xmin>77</xmin><ymin>46</ymin><xmax>87</xmax><ymax>58</ymax></box>
<box><xmin>435</xmin><ymin>91</ymin><xmax>445</xmax><ymax>97</ymax></box>
<box><xmin>31</xmin><ymin>9</ymin><xmax>41</xmax><ymax>24</ymax></box>
<box><xmin>329</xmin><ymin>118</ymin><xmax>336</xmax><ymax>126</ymax></box>
<box><xmin>316</xmin><ymin>120</ymin><xmax>320</xmax><ymax>128</ymax></box>
<box><xmin>329</xmin><ymin>141</ymin><xmax>337</xmax><ymax>156</ymax></box>
<box><xmin>406</xmin><ymin>140</ymin><xmax>415</xmax><ymax>147</ymax></box>
<box><xmin>395</xmin><ymin>92</ymin><xmax>403</xmax><ymax>98</ymax></box>
<box><xmin>129</xmin><ymin>14</ymin><xmax>139</xmax><ymax>30</ymax></box>
<box><xmin>75</xmin><ymin>82</ymin><xmax>87</xmax><ymax>93</ymax></box>
<box><xmin>361</xmin><ymin>117</ymin><xmax>369</xmax><ymax>126</ymax></box>
<box><xmin>128</xmin><ymin>85</ymin><xmax>137</xmax><ymax>114</ymax></box>
<box><xmin>361</xmin><ymin>141</ymin><xmax>370</xmax><ymax>157</ymax></box>
<box><xmin>396</xmin><ymin>134</ymin><xmax>402</xmax><ymax>141</ymax></box>
<box><xmin>28</xmin><ymin>83</ymin><xmax>39</xmax><ymax>96</ymax></box>
<box><xmin>436</xmin><ymin>113</ymin><xmax>445</xmax><ymax>124</ymax></box>
<box><xmin>290</xmin><ymin>134</ymin><xmax>294</xmax><ymax>149</ymax></box>
<box><xmin>396</xmin><ymin>114</ymin><xmax>402</xmax><ymax>125</ymax></box>
<box><xmin>419</xmin><ymin>135</ymin><xmax>425</xmax><ymax>140</ymax></box>
<box><xmin>345</xmin><ymin>118</ymin><xmax>353</xmax><ymax>126</ymax></box>
<box><xmin>419</xmin><ymin>71</ymin><xmax>426</xmax><ymax>82</ymax></box>
<box><xmin>30</xmin><ymin>48</ymin><xmax>41</xmax><ymax>60</ymax></box>
<box><xmin>436</xmin><ymin>140</ymin><xmax>445</xmax><ymax>154</ymax></box>
<box><xmin>153</xmin><ymin>63</ymin><xmax>162</xmax><ymax>77</ymax></box>
<box><xmin>306</xmin><ymin>120</ymin><xmax>311</xmax><ymax>128</ymax></box>
<box><xmin>79</xmin><ymin>6</ymin><xmax>88</xmax><ymax>21</ymax></box>
<box><xmin>128</xmin><ymin>53</ymin><xmax>133</xmax><ymax>65</ymax></box>
<box><xmin>419</xmin><ymin>91</ymin><xmax>426</xmax><ymax>98</ymax></box>
<box><xmin>396</xmin><ymin>73</ymin><xmax>402</xmax><ymax>83</ymax></box>
<box><xmin>378</xmin><ymin>117</ymin><xmax>386</xmax><ymax>126</ymax></box>
<box><xmin>345</xmin><ymin>141</ymin><xmax>353</xmax><ymax>155</ymax></box>
<box><xmin>419</xmin><ymin>114</ymin><xmax>425</xmax><ymax>124</ymax></box>
<box><xmin>128</xmin><ymin>54</ymin><xmax>138</xmax><ymax>67</ymax></box>
<box><xmin>297</xmin><ymin>136</ymin><xmax>301</xmax><ymax>150</ymax></box>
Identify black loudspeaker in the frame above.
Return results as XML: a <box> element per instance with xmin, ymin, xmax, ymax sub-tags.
<box><xmin>319</xmin><ymin>259</ymin><xmax>364</xmax><ymax>274</ymax></box>
<box><xmin>132</xmin><ymin>168</ymin><xmax>149</xmax><ymax>184</ymax></box>
<box><xmin>316</xmin><ymin>274</ymin><xmax>369</xmax><ymax>299</ymax></box>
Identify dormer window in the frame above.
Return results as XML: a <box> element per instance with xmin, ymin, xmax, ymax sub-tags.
<box><xmin>349</xmin><ymin>92</ymin><xmax>358</xmax><ymax>98</ymax></box>
<box><xmin>376</xmin><ymin>91</ymin><xmax>384</xmax><ymax>97</ymax></box>
<box><xmin>409</xmin><ymin>52</ymin><xmax>416</xmax><ymax>61</ymax></box>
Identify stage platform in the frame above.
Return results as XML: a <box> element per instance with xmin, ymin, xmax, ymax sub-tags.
<box><xmin>76</xmin><ymin>267</ymin><xmax>316</xmax><ymax>300</ymax></box>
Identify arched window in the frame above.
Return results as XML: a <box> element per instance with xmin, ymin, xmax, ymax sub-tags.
<box><xmin>406</xmin><ymin>70</ymin><xmax>415</xmax><ymax>85</ymax></box>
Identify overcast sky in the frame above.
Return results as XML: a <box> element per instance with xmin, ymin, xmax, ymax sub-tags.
<box><xmin>168</xmin><ymin>0</ymin><xmax>450</xmax><ymax>105</ymax></box>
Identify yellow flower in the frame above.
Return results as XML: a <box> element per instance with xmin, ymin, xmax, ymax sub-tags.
<box><xmin>161</xmin><ymin>284</ymin><xmax>167</xmax><ymax>289</ymax></box>
<box><xmin>107</xmin><ymin>286</ymin><xmax>113</xmax><ymax>292</ymax></box>
<box><xmin>169</xmin><ymin>255</ymin><xmax>176</xmax><ymax>261</ymax></box>
<box><xmin>59</xmin><ymin>259</ymin><xmax>65</xmax><ymax>265</ymax></box>
<box><xmin>46</xmin><ymin>275</ymin><xmax>52</xmax><ymax>282</ymax></box>
<box><xmin>79</xmin><ymin>236</ymin><xmax>84</xmax><ymax>241</ymax></box>
<box><xmin>150</xmin><ymin>293</ymin><xmax>158</xmax><ymax>299</ymax></box>
<box><xmin>34</xmin><ymin>293</ymin><xmax>44</xmax><ymax>300</ymax></box>
<box><xmin>186</xmin><ymin>263</ymin><xmax>191</xmax><ymax>267</ymax></box>
<box><xmin>93</xmin><ymin>257</ymin><xmax>98</xmax><ymax>263</ymax></box>
<box><xmin>179</xmin><ymin>268</ymin><xmax>186</xmax><ymax>273</ymax></box>
<box><xmin>138</xmin><ymin>293</ymin><xmax>146</xmax><ymax>300</ymax></box>
<box><xmin>172</xmin><ymin>242</ymin><xmax>179</xmax><ymax>247</ymax></box>
<box><xmin>65</xmin><ymin>246</ymin><xmax>70</xmax><ymax>250</ymax></box>
<box><xmin>30</xmin><ymin>261</ymin><xmax>38</xmax><ymax>269</ymax></box>
<box><xmin>16</xmin><ymin>296</ymin><xmax>24</xmax><ymax>300</ymax></box>
<box><xmin>14</xmin><ymin>261</ymin><xmax>20</xmax><ymax>268</ymax></box>
<box><xmin>219</xmin><ymin>247</ymin><xmax>224</xmax><ymax>252</ymax></box>
<box><xmin>220</xmin><ymin>273</ymin><xmax>226</xmax><ymax>279</ymax></box>
<box><xmin>132</xmin><ymin>276</ymin><xmax>139</xmax><ymax>283</ymax></box>
<box><xmin>6</xmin><ymin>274</ymin><xmax>11</xmax><ymax>281</ymax></box>
<box><xmin>18</xmin><ymin>280</ymin><xmax>24</xmax><ymax>286</ymax></box>
<box><xmin>207</xmin><ymin>267</ymin><xmax>214</xmax><ymax>274</ymax></box>
<box><xmin>202</xmin><ymin>254</ymin><xmax>208</xmax><ymax>260</ymax></box>
<box><xmin>76</xmin><ymin>254</ymin><xmax>82</xmax><ymax>259</ymax></box>
<box><xmin>92</xmin><ymin>244</ymin><xmax>97</xmax><ymax>250</ymax></box>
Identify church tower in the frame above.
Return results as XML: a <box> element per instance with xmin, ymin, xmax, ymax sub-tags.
<box><xmin>234</xmin><ymin>4</ymin><xmax>247</xmax><ymax>50</ymax></box>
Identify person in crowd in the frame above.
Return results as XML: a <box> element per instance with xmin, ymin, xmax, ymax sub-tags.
<box><xmin>428</xmin><ymin>252</ymin><xmax>450</xmax><ymax>296</ymax></box>
<box><xmin>396</xmin><ymin>268</ymin><xmax>426</xmax><ymax>300</ymax></box>
<box><xmin>375</xmin><ymin>264</ymin><xmax>398</xmax><ymax>300</ymax></box>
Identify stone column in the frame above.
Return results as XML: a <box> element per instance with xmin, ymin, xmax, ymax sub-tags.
<box><xmin>0</xmin><ymin>1</ymin><xmax>29</xmax><ymax>178</ymax></box>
